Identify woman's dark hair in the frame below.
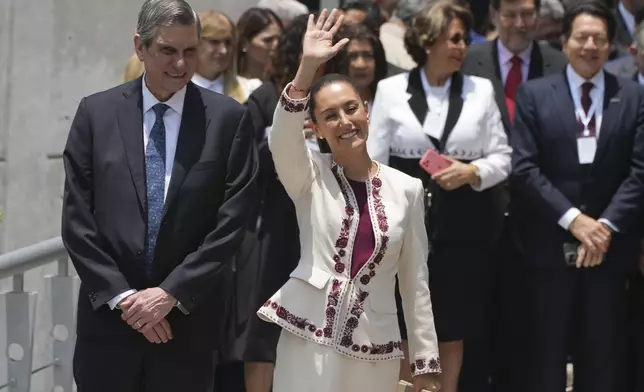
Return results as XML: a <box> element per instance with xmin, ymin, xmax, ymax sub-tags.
<box><xmin>341</xmin><ymin>0</ymin><xmax>385</xmax><ymax>34</ymax></box>
<box><xmin>404</xmin><ymin>1</ymin><xmax>473</xmax><ymax>66</ymax></box>
<box><xmin>268</xmin><ymin>13</ymin><xmax>312</xmax><ymax>91</ymax></box>
<box><xmin>562</xmin><ymin>0</ymin><xmax>615</xmax><ymax>43</ymax></box>
<box><xmin>236</xmin><ymin>7</ymin><xmax>284</xmax><ymax>74</ymax></box>
<box><xmin>308</xmin><ymin>73</ymin><xmax>363</xmax><ymax>153</ymax></box>
<box><xmin>326</xmin><ymin>24</ymin><xmax>388</xmax><ymax>100</ymax></box>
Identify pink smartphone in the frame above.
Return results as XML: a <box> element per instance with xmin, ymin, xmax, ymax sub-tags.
<box><xmin>419</xmin><ymin>149</ymin><xmax>452</xmax><ymax>175</ymax></box>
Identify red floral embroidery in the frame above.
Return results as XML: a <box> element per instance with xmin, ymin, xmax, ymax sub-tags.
<box><xmin>358</xmin><ymin>176</ymin><xmax>389</xmax><ymax>286</ymax></box>
<box><xmin>410</xmin><ymin>357</ymin><xmax>442</xmax><ymax>374</ymax></box>
<box><xmin>266</xmin><ymin>302</ymin><xmax>316</xmax><ymax>331</ymax></box>
<box><xmin>323</xmin><ymin>279</ymin><xmax>343</xmax><ymax>338</ymax></box>
<box><xmin>279</xmin><ymin>89</ymin><xmax>308</xmax><ymax>113</ymax></box>
<box><xmin>331</xmin><ymin>165</ymin><xmax>353</xmax><ymax>276</ymax></box>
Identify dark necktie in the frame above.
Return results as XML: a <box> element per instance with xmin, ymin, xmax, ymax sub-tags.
<box><xmin>145</xmin><ymin>103</ymin><xmax>169</xmax><ymax>269</ymax></box>
<box><xmin>581</xmin><ymin>82</ymin><xmax>596</xmax><ymax>136</ymax></box>
<box><xmin>504</xmin><ymin>56</ymin><xmax>522</xmax><ymax>124</ymax></box>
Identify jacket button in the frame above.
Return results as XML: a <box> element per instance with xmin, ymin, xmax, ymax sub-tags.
<box><xmin>136</xmin><ymin>251</ymin><xmax>142</xmax><ymax>257</ymax></box>
<box><xmin>580</xmin><ymin>204</ymin><xmax>587</xmax><ymax>212</ymax></box>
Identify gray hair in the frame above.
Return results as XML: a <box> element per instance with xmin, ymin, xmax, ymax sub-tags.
<box><xmin>539</xmin><ymin>0</ymin><xmax>565</xmax><ymax>21</ymax></box>
<box><xmin>394</xmin><ymin>0</ymin><xmax>432</xmax><ymax>25</ymax></box>
<box><xmin>137</xmin><ymin>0</ymin><xmax>201</xmax><ymax>47</ymax></box>
<box><xmin>257</xmin><ymin>0</ymin><xmax>308</xmax><ymax>24</ymax></box>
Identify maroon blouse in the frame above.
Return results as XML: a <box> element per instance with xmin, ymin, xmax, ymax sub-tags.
<box><xmin>347</xmin><ymin>179</ymin><xmax>376</xmax><ymax>278</ymax></box>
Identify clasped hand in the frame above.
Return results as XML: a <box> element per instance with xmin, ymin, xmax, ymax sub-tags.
<box><xmin>119</xmin><ymin>287</ymin><xmax>177</xmax><ymax>343</ymax></box>
<box><xmin>432</xmin><ymin>157</ymin><xmax>479</xmax><ymax>191</ymax></box>
<box><xmin>570</xmin><ymin>214</ymin><xmax>612</xmax><ymax>268</ymax></box>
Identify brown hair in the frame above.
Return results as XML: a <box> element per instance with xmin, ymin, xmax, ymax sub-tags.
<box><xmin>404</xmin><ymin>1</ymin><xmax>473</xmax><ymax>66</ymax></box>
<box><xmin>198</xmin><ymin>10</ymin><xmax>246</xmax><ymax>102</ymax></box>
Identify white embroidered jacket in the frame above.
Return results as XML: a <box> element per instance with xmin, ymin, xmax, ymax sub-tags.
<box><xmin>257</xmin><ymin>85</ymin><xmax>441</xmax><ymax>376</ymax></box>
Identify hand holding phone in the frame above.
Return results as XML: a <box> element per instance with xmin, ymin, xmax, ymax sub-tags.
<box><xmin>419</xmin><ymin>149</ymin><xmax>452</xmax><ymax>176</ymax></box>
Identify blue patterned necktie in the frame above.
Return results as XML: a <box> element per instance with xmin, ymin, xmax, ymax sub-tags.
<box><xmin>145</xmin><ymin>103</ymin><xmax>169</xmax><ymax>269</ymax></box>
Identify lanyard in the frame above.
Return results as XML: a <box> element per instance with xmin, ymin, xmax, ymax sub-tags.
<box><xmin>572</xmin><ymin>85</ymin><xmax>600</xmax><ymax>137</ymax></box>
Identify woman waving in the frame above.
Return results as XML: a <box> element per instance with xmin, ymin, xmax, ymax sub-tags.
<box><xmin>257</xmin><ymin>9</ymin><xmax>441</xmax><ymax>392</ymax></box>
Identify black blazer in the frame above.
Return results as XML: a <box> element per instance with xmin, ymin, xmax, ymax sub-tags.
<box><xmin>511</xmin><ymin>71</ymin><xmax>644</xmax><ymax>271</ymax></box>
<box><xmin>61</xmin><ymin>77</ymin><xmax>258</xmax><ymax>347</ymax></box>
<box><xmin>461</xmin><ymin>39</ymin><xmax>568</xmax><ymax>134</ymax></box>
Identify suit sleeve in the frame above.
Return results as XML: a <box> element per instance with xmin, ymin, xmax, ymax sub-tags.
<box><xmin>366</xmin><ymin>81</ymin><xmax>393</xmax><ymax>165</ymax></box>
<box><xmin>61</xmin><ymin>97</ymin><xmax>133</xmax><ymax>310</ymax></box>
<box><xmin>511</xmin><ymin>85</ymin><xmax>575</xmax><ymax>222</ymax></box>
<box><xmin>398</xmin><ymin>180</ymin><xmax>441</xmax><ymax>376</ymax></box>
<box><xmin>159</xmin><ymin>106</ymin><xmax>259</xmax><ymax>313</ymax></box>
<box><xmin>600</xmin><ymin>88</ymin><xmax>644</xmax><ymax>230</ymax></box>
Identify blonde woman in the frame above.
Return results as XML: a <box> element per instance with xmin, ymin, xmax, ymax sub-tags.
<box><xmin>123</xmin><ymin>53</ymin><xmax>144</xmax><ymax>82</ymax></box>
<box><xmin>193</xmin><ymin>11</ymin><xmax>262</xmax><ymax>102</ymax></box>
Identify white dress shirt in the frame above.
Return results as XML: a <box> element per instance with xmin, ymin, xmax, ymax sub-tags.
<box><xmin>638</xmin><ymin>73</ymin><xmax>644</xmax><ymax>85</ymax></box>
<box><xmin>192</xmin><ymin>73</ymin><xmax>225</xmax><ymax>94</ymax></box>
<box><xmin>497</xmin><ymin>40</ymin><xmax>533</xmax><ymax>86</ymax></box>
<box><xmin>420</xmin><ymin>69</ymin><xmax>449</xmax><ymax>140</ymax></box>
<box><xmin>107</xmin><ymin>74</ymin><xmax>186</xmax><ymax>310</ymax></box>
<box><xmin>557</xmin><ymin>65</ymin><xmax>617</xmax><ymax>232</ymax></box>
<box><xmin>618</xmin><ymin>1</ymin><xmax>635</xmax><ymax>37</ymax></box>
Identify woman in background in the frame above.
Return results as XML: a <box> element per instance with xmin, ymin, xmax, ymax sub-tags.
<box><xmin>193</xmin><ymin>10</ymin><xmax>262</xmax><ymax>103</ymax></box>
<box><xmin>368</xmin><ymin>2</ymin><xmax>510</xmax><ymax>391</ymax></box>
<box><xmin>123</xmin><ymin>53</ymin><xmax>144</xmax><ymax>82</ymax></box>
<box><xmin>236</xmin><ymin>8</ymin><xmax>284</xmax><ymax>81</ymax></box>
<box><xmin>327</xmin><ymin>23</ymin><xmax>387</xmax><ymax>113</ymax></box>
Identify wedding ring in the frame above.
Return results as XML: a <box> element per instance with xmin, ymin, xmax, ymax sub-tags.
<box><xmin>134</xmin><ymin>321</ymin><xmax>142</xmax><ymax>329</ymax></box>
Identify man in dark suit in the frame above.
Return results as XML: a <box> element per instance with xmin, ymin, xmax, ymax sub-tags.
<box><xmin>511</xmin><ymin>2</ymin><xmax>644</xmax><ymax>391</ymax></box>
<box><xmin>460</xmin><ymin>1</ymin><xmax>567</xmax><ymax>391</ymax></box>
<box><xmin>610</xmin><ymin>0</ymin><xmax>644</xmax><ymax>59</ymax></box>
<box><xmin>61</xmin><ymin>1</ymin><xmax>257</xmax><ymax>391</ymax></box>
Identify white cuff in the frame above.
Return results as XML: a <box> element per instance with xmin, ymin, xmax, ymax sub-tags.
<box><xmin>558</xmin><ymin>208</ymin><xmax>582</xmax><ymax>230</ymax></box>
<box><xmin>107</xmin><ymin>289</ymin><xmax>137</xmax><ymax>310</ymax></box>
<box><xmin>598</xmin><ymin>218</ymin><xmax>620</xmax><ymax>233</ymax></box>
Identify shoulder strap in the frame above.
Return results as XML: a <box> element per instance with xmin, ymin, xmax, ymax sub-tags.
<box><xmin>437</xmin><ymin>72</ymin><xmax>464</xmax><ymax>153</ymax></box>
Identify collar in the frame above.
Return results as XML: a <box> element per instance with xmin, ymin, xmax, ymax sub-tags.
<box><xmin>419</xmin><ymin>68</ymin><xmax>451</xmax><ymax>97</ymax></box>
<box><xmin>566</xmin><ymin>64</ymin><xmax>605</xmax><ymax>93</ymax></box>
<box><xmin>142</xmin><ymin>73</ymin><xmax>186</xmax><ymax>115</ymax></box>
<box><xmin>191</xmin><ymin>73</ymin><xmax>224</xmax><ymax>90</ymax></box>
<box><xmin>497</xmin><ymin>39</ymin><xmax>533</xmax><ymax>66</ymax></box>
<box><xmin>618</xmin><ymin>1</ymin><xmax>635</xmax><ymax>36</ymax></box>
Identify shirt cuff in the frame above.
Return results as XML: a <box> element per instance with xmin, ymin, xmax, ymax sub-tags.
<box><xmin>107</xmin><ymin>289</ymin><xmax>137</xmax><ymax>310</ymax></box>
<box><xmin>598</xmin><ymin>218</ymin><xmax>620</xmax><ymax>233</ymax></box>
<box><xmin>176</xmin><ymin>301</ymin><xmax>190</xmax><ymax>315</ymax></box>
<box><xmin>558</xmin><ymin>208</ymin><xmax>582</xmax><ymax>230</ymax></box>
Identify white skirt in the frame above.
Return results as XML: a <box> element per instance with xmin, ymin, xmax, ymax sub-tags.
<box><xmin>273</xmin><ymin>330</ymin><xmax>400</xmax><ymax>392</ymax></box>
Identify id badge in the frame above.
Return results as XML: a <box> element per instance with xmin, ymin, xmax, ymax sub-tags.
<box><xmin>577</xmin><ymin>136</ymin><xmax>597</xmax><ymax>164</ymax></box>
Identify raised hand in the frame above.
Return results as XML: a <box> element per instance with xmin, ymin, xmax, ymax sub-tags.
<box><xmin>301</xmin><ymin>9</ymin><xmax>349</xmax><ymax>68</ymax></box>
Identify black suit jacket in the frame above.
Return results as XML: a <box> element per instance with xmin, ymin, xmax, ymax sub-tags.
<box><xmin>61</xmin><ymin>77</ymin><xmax>258</xmax><ymax>347</ymax></box>
<box><xmin>461</xmin><ymin>39</ymin><xmax>568</xmax><ymax>134</ymax></box>
<box><xmin>511</xmin><ymin>71</ymin><xmax>644</xmax><ymax>271</ymax></box>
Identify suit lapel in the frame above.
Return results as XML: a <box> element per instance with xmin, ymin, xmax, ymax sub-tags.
<box><xmin>406</xmin><ymin>67</ymin><xmax>428</xmax><ymax>126</ymax></box>
<box><xmin>552</xmin><ymin>72</ymin><xmax>581</xmax><ymax>143</ymax></box>
<box><xmin>487</xmin><ymin>40</ymin><xmax>511</xmax><ymax>130</ymax></box>
<box><xmin>594</xmin><ymin>73</ymin><xmax>621</xmax><ymax>164</ymax></box>
<box><xmin>118</xmin><ymin>77</ymin><xmax>146</xmax><ymax>212</ymax></box>
<box><xmin>527</xmin><ymin>44</ymin><xmax>544</xmax><ymax>80</ymax></box>
<box><xmin>162</xmin><ymin>83</ymin><xmax>207</xmax><ymax>216</ymax></box>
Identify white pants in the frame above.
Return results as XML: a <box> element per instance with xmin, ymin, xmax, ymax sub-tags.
<box><xmin>273</xmin><ymin>330</ymin><xmax>399</xmax><ymax>392</ymax></box>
